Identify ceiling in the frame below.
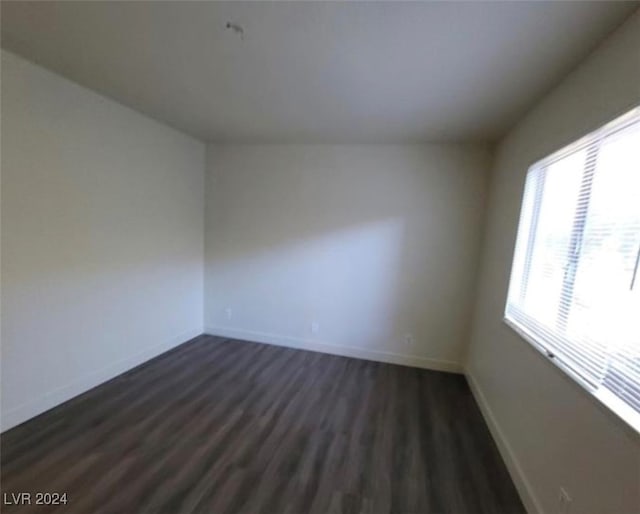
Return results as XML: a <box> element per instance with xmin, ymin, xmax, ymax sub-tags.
<box><xmin>1</xmin><ymin>1</ymin><xmax>638</xmax><ymax>143</ymax></box>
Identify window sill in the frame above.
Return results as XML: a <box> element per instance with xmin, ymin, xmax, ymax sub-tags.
<box><xmin>502</xmin><ymin>316</ymin><xmax>640</xmax><ymax>439</ymax></box>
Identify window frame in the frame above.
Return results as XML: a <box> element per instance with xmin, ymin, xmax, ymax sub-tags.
<box><xmin>503</xmin><ymin>106</ymin><xmax>640</xmax><ymax>437</ymax></box>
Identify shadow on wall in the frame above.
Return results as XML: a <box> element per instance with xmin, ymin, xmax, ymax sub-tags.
<box><xmin>204</xmin><ymin>145</ymin><xmax>488</xmax><ymax>363</ymax></box>
<box><xmin>208</xmin><ymin>219</ymin><xmax>407</xmax><ymax>349</ymax></box>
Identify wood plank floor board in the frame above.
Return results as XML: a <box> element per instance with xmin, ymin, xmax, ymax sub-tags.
<box><xmin>1</xmin><ymin>335</ymin><xmax>525</xmax><ymax>514</ymax></box>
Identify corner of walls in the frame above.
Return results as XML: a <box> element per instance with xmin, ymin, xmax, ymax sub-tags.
<box><xmin>462</xmin><ymin>140</ymin><xmax>543</xmax><ymax>513</ymax></box>
<box><xmin>1</xmin><ymin>51</ymin><xmax>207</xmax><ymax>432</ymax></box>
<box><xmin>203</xmin><ymin>144</ymin><xmax>490</xmax><ymax>373</ymax></box>
<box><xmin>459</xmin><ymin>141</ymin><xmax>500</xmax><ymax>366</ymax></box>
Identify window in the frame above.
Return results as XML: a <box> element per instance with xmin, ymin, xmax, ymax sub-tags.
<box><xmin>505</xmin><ymin>106</ymin><xmax>640</xmax><ymax>431</ymax></box>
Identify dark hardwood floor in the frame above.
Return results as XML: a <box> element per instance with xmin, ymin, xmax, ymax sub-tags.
<box><xmin>1</xmin><ymin>335</ymin><xmax>525</xmax><ymax>514</ymax></box>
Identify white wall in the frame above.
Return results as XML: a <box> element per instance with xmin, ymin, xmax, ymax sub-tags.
<box><xmin>1</xmin><ymin>51</ymin><xmax>205</xmax><ymax>431</ymax></box>
<box><xmin>466</xmin><ymin>11</ymin><xmax>640</xmax><ymax>514</ymax></box>
<box><xmin>205</xmin><ymin>144</ymin><xmax>490</xmax><ymax>370</ymax></box>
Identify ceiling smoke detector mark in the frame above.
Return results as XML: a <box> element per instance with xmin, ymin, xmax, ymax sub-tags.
<box><xmin>225</xmin><ymin>22</ymin><xmax>245</xmax><ymax>40</ymax></box>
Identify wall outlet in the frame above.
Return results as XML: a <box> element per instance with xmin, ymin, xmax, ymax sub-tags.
<box><xmin>225</xmin><ymin>308</ymin><xmax>232</xmax><ymax>320</ymax></box>
<box><xmin>311</xmin><ymin>321</ymin><xmax>320</xmax><ymax>334</ymax></box>
<box><xmin>558</xmin><ymin>487</ymin><xmax>572</xmax><ymax>514</ymax></box>
<box><xmin>404</xmin><ymin>334</ymin><xmax>415</xmax><ymax>346</ymax></box>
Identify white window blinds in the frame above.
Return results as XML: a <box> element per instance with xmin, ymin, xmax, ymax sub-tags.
<box><xmin>505</xmin><ymin>106</ymin><xmax>640</xmax><ymax>430</ymax></box>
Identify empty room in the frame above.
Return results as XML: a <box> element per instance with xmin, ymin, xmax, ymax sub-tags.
<box><xmin>1</xmin><ymin>1</ymin><xmax>639</xmax><ymax>513</ymax></box>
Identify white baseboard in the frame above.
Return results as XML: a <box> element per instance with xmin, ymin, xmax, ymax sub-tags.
<box><xmin>465</xmin><ymin>370</ymin><xmax>543</xmax><ymax>514</ymax></box>
<box><xmin>205</xmin><ymin>325</ymin><xmax>462</xmax><ymax>374</ymax></box>
<box><xmin>1</xmin><ymin>328</ymin><xmax>203</xmax><ymax>432</ymax></box>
